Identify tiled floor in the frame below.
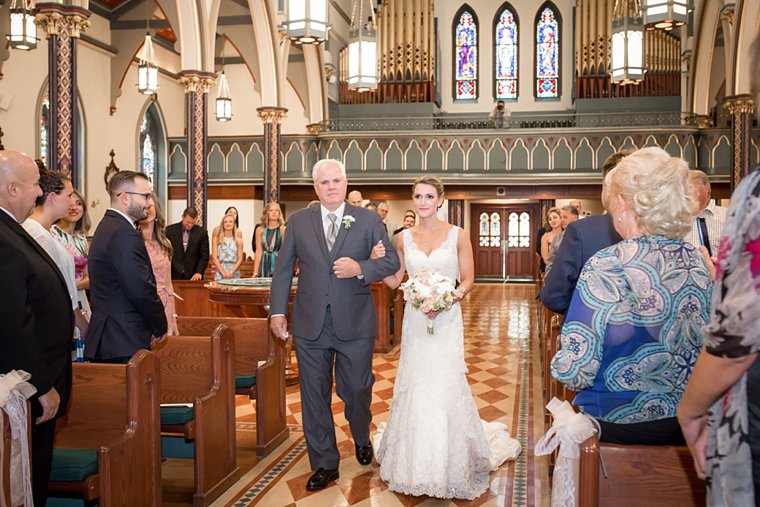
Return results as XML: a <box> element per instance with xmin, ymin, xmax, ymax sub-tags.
<box><xmin>166</xmin><ymin>284</ymin><xmax>549</xmax><ymax>507</ymax></box>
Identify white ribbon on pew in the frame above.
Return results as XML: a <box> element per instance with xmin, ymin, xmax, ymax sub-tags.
<box><xmin>0</xmin><ymin>370</ymin><xmax>37</xmax><ymax>507</ymax></box>
<box><xmin>535</xmin><ymin>397</ymin><xmax>598</xmax><ymax>507</ymax></box>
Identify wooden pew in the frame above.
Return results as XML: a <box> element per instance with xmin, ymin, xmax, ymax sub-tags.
<box><xmin>152</xmin><ymin>328</ymin><xmax>240</xmax><ymax>507</ymax></box>
<box><xmin>48</xmin><ymin>350</ymin><xmax>161</xmax><ymax>506</ymax></box>
<box><xmin>176</xmin><ymin>316</ymin><xmax>288</xmax><ymax>456</ymax></box>
<box><xmin>578</xmin><ymin>433</ymin><xmax>706</xmax><ymax>507</ymax></box>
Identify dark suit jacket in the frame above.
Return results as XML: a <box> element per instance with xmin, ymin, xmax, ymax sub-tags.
<box><xmin>0</xmin><ymin>210</ymin><xmax>74</xmax><ymax>409</ymax></box>
<box><xmin>540</xmin><ymin>214</ymin><xmax>622</xmax><ymax>314</ymax></box>
<box><xmin>270</xmin><ymin>204</ymin><xmax>400</xmax><ymax>341</ymax></box>
<box><xmin>85</xmin><ymin>210</ymin><xmax>167</xmax><ymax>359</ymax></box>
<box><xmin>166</xmin><ymin>222</ymin><xmax>210</xmax><ymax>280</ymax></box>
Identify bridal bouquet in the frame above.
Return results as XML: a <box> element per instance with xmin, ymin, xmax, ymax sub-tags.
<box><xmin>401</xmin><ymin>268</ymin><xmax>460</xmax><ymax>335</ymax></box>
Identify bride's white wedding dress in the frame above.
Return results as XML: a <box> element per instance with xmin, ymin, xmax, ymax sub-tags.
<box><xmin>374</xmin><ymin>226</ymin><xmax>521</xmax><ymax>500</ymax></box>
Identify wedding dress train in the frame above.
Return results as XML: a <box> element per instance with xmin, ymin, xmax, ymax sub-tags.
<box><xmin>374</xmin><ymin>226</ymin><xmax>521</xmax><ymax>500</ymax></box>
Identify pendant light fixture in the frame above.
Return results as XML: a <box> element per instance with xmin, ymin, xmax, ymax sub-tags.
<box><xmin>7</xmin><ymin>0</ymin><xmax>37</xmax><ymax>51</ymax></box>
<box><xmin>283</xmin><ymin>0</ymin><xmax>328</xmax><ymax>45</ymax></box>
<box><xmin>215</xmin><ymin>52</ymin><xmax>232</xmax><ymax>122</ymax></box>
<box><xmin>610</xmin><ymin>0</ymin><xmax>645</xmax><ymax>85</ymax></box>
<box><xmin>347</xmin><ymin>0</ymin><xmax>377</xmax><ymax>92</ymax></box>
<box><xmin>137</xmin><ymin>0</ymin><xmax>159</xmax><ymax>95</ymax></box>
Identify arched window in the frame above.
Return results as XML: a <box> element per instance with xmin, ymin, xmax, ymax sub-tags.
<box><xmin>454</xmin><ymin>6</ymin><xmax>478</xmax><ymax>100</ymax></box>
<box><xmin>37</xmin><ymin>83</ymin><xmax>85</xmax><ymax>189</ymax></box>
<box><xmin>535</xmin><ymin>3</ymin><xmax>560</xmax><ymax>99</ymax></box>
<box><xmin>139</xmin><ymin>101</ymin><xmax>167</xmax><ymax>202</ymax></box>
<box><xmin>494</xmin><ymin>4</ymin><xmax>518</xmax><ymax>100</ymax></box>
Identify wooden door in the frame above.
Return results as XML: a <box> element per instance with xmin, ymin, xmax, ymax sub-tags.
<box><xmin>471</xmin><ymin>204</ymin><xmax>538</xmax><ymax>280</ymax></box>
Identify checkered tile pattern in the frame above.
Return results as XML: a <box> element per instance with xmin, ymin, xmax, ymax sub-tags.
<box><xmin>209</xmin><ymin>285</ymin><xmax>549</xmax><ymax>507</ymax></box>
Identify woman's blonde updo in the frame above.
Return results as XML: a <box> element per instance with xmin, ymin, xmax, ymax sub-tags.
<box><xmin>605</xmin><ymin>146</ymin><xmax>696</xmax><ymax>239</ymax></box>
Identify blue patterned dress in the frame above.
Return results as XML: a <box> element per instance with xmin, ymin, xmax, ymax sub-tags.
<box><xmin>215</xmin><ymin>236</ymin><xmax>240</xmax><ymax>280</ymax></box>
<box><xmin>551</xmin><ymin>235</ymin><xmax>711</xmax><ymax>423</ymax></box>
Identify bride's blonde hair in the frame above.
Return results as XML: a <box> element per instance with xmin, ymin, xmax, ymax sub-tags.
<box><xmin>412</xmin><ymin>176</ymin><xmax>444</xmax><ymax>198</ymax></box>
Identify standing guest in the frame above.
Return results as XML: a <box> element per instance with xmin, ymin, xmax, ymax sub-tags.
<box><xmin>138</xmin><ymin>195</ymin><xmax>178</xmax><ymax>335</ymax></box>
<box><xmin>0</xmin><ymin>150</ymin><xmax>74</xmax><ymax>506</ymax></box>
<box><xmin>212</xmin><ymin>213</ymin><xmax>244</xmax><ymax>280</ymax></box>
<box><xmin>551</xmin><ymin>147</ymin><xmax>710</xmax><ymax>445</ymax></box>
<box><xmin>212</xmin><ymin>205</ymin><xmax>243</xmax><ymax>240</ymax></box>
<box><xmin>490</xmin><ymin>100</ymin><xmax>509</xmax><ymax>128</ymax></box>
<box><xmin>85</xmin><ymin>171</ymin><xmax>167</xmax><ymax>364</ymax></box>
<box><xmin>569</xmin><ymin>199</ymin><xmax>586</xmax><ymax>218</ymax></box>
<box><xmin>348</xmin><ymin>190</ymin><xmax>364</xmax><ymax>207</ymax></box>
<box><xmin>365</xmin><ymin>202</ymin><xmax>378</xmax><ymax>212</ymax></box>
<box><xmin>540</xmin><ymin>207</ymin><xmax>562</xmax><ymax>271</ymax></box>
<box><xmin>677</xmin><ymin>33</ymin><xmax>760</xmax><ymax>505</ymax></box>
<box><xmin>377</xmin><ymin>202</ymin><xmax>390</xmax><ymax>231</ymax></box>
<box><xmin>23</xmin><ymin>171</ymin><xmax>88</xmax><ymax>361</ymax></box>
<box><xmin>269</xmin><ymin>159</ymin><xmax>400</xmax><ymax>491</ymax></box>
<box><xmin>545</xmin><ymin>205</ymin><xmax>579</xmax><ymax>274</ymax></box>
<box><xmin>166</xmin><ymin>207</ymin><xmax>210</xmax><ymax>280</ymax></box>
<box><xmin>52</xmin><ymin>189</ymin><xmax>92</xmax><ymax>317</ymax></box>
<box><xmin>682</xmin><ymin>169</ymin><xmax>728</xmax><ymax>257</ymax></box>
<box><xmin>540</xmin><ymin>152</ymin><xmax>628</xmax><ymax>314</ymax></box>
<box><xmin>392</xmin><ymin>210</ymin><xmax>416</xmax><ymax>236</ymax></box>
<box><xmin>253</xmin><ymin>202</ymin><xmax>286</xmax><ymax>277</ymax></box>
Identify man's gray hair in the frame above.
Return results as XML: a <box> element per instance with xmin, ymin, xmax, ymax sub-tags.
<box><xmin>312</xmin><ymin>159</ymin><xmax>346</xmax><ymax>182</ymax></box>
<box><xmin>689</xmin><ymin>169</ymin><xmax>710</xmax><ymax>187</ymax></box>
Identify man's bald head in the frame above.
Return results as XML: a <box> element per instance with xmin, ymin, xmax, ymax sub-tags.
<box><xmin>348</xmin><ymin>190</ymin><xmax>363</xmax><ymax>206</ymax></box>
<box><xmin>0</xmin><ymin>150</ymin><xmax>43</xmax><ymax>222</ymax></box>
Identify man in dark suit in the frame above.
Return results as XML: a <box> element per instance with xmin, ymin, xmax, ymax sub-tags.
<box><xmin>270</xmin><ymin>159</ymin><xmax>400</xmax><ymax>491</ymax></box>
<box><xmin>166</xmin><ymin>207</ymin><xmax>210</xmax><ymax>280</ymax></box>
<box><xmin>540</xmin><ymin>151</ymin><xmax>629</xmax><ymax>314</ymax></box>
<box><xmin>85</xmin><ymin>171</ymin><xmax>167</xmax><ymax>363</ymax></box>
<box><xmin>0</xmin><ymin>150</ymin><xmax>74</xmax><ymax>505</ymax></box>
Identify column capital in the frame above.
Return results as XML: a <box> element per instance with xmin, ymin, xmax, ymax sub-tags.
<box><xmin>178</xmin><ymin>71</ymin><xmax>216</xmax><ymax>94</ymax></box>
<box><xmin>719</xmin><ymin>5</ymin><xmax>735</xmax><ymax>25</ymax></box>
<box><xmin>723</xmin><ymin>94</ymin><xmax>756</xmax><ymax>115</ymax></box>
<box><xmin>306</xmin><ymin>122</ymin><xmax>325</xmax><ymax>135</ymax></box>
<box><xmin>35</xmin><ymin>4</ymin><xmax>91</xmax><ymax>37</ymax></box>
<box><xmin>257</xmin><ymin>107</ymin><xmax>288</xmax><ymax>124</ymax></box>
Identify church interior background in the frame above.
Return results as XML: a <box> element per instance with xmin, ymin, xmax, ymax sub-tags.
<box><xmin>0</xmin><ymin>0</ymin><xmax>758</xmax><ymax>505</ymax></box>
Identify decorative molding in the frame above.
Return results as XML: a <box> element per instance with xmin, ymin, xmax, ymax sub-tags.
<box><xmin>257</xmin><ymin>107</ymin><xmax>288</xmax><ymax>124</ymax></box>
<box><xmin>35</xmin><ymin>5</ymin><xmax>91</xmax><ymax>38</ymax></box>
<box><xmin>177</xmin><ymin>71</ymin><xmax>216</xmax><ymax>94</ymax></box>
<box><xmin>723</xmin><ymin>94</ymin><xmax>756</xmax><ymax>115</ymax></box>
<box><xmin>306</xmin><ymin>123</ymin><xmax>325</xmax><ymax>135</ymax></box>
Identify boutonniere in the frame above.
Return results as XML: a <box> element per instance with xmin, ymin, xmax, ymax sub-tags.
<box><xmin>342</xmin><ymin>215</ymin><xmax>355</xmax><ymax>230</ymax></box>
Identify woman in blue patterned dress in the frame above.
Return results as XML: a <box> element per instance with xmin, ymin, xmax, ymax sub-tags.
<box><xmin>253</xmin><ymin>202</ymin><xmax>285</xmax><ymax>277</ymax></box>
<box><xmin>551</xmin><ymin>147</ymin><xmax>711</xmax><ymax>445</ymax></box>
<box><xmin>677</xmin><ymin>33</ymin><xmax>760</xmax><ymax>506</ymax></box>
<box><xmin>212</xmin><ymin>213</ymin><xmax>243</xmax><ymax>280</ymax></box>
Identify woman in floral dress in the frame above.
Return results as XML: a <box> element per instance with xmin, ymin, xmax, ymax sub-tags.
<box><xmin>212</xmin><ymin>213</ymin><xmax>244</xmax><ymax>280</ymax></box>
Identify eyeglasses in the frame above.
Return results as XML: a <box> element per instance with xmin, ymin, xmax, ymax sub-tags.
<box><xmin>118</xmin><ymin>191</ymin><xmax>153</xmax><ymax>200</ymax></box>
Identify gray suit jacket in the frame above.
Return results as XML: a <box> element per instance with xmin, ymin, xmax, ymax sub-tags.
<box><xmin>269</xmin><ymin>203</ymin><xmax>400</xmax><ymax>341</ymax></box>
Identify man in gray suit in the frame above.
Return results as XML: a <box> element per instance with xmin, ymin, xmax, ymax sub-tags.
<box><xmin>270</xmin><ymin>159</ymin><xmax>400</xmax><ymax>491</ymax></box>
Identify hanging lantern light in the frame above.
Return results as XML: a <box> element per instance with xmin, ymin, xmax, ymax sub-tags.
<box><xmin>611</xmin><ymin>0</ymin><xmax>645</xmax><ymax>85</ymax></box>
<box><xmin>7</xmin><ymin>0</ymin><xmax>37</xmax><ymax>51</ymax></box>
<box><xmin>641</xmin><ymin>0</ymin><xmax>691</xmax><ymax>31</ymax></box>
<box><xmin>347</xmin><ymin>0</ymin><xmax>377</xmax><ymax>92</ymax></box>
<box><xmin>137</xmin><ymin>32</ymin><xmax>159</xmax><ymax>95</ymax></box>
<box><xmin>215</xmin><ymin>71</ymin><xmax>232</xmax><ymax>122</ymax></box>
<box><xmin>283</xmin><ymin>0</ymin><xmax>328</xmax><ymax>44</ymax></box>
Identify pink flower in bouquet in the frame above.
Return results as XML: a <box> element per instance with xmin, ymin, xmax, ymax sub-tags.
<box><xmin>401</xmin><ymin>268</ymin><xmax>459</xmax><ymax>334</ymax></box>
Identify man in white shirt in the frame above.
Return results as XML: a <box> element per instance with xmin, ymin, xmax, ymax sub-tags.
<box><xmin>683</xmin><ymin>170</ymin><xmax>728</xmax><ymax>257</ymax></box>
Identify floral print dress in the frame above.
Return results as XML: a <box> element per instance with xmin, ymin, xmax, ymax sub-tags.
<box><xmin>702</xmin><ymin>166</ymin><xmax>760</xmax><ymax>506</ymax></box>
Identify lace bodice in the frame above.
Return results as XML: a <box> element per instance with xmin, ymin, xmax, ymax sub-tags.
<box><xmin>403</xmin><ymin>226</ymin><xmax>460</xmax><ymax>281</ymax></box>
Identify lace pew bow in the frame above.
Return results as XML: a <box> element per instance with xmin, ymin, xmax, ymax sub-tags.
<box><xmin>535</xmin><ymin>397</ymin><xmax>598</xmax><ymax>507</ymax></box>
<box><xmin>0</xmin><ymin>370</ymin><xmax>37</xmax><ymax>507</ymax></box>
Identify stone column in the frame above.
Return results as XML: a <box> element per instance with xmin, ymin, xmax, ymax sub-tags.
<box><xmin>36</xmin><ymin>4</ymin><xmax>91</xmax><ymax>184</ymax></box>
<box><xmin>179</xmin><ymin>71</ymin><xmax>215</xmax><ymax>227</ymax></box>
<box><xmin>724</xmin><ymin>95</ymin><xmax>756</xmax><ymax>191</ymax></box>
<box><xmin>447</xmin><ymin>199</ymin><xmax>464</xmax><ymax>227</ymax></box>
<box><xmin>257</xmin><ymin>107</ymin><xmax>288</xmax><ymax>204</ymax></box>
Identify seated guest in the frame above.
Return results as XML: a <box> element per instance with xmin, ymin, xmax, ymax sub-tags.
<box><xmin>166</xmin><ymin>207</ymin><xmax>210</xmax><ymax>280</ymax></box>
<box><xmin>212</xmin><ymin>205</ymin><xmax>243</xmax><ymax>240</ymax></box>
<box><xmin>392</xmin><ymin>210</ymin><xmax>416</xmax><ymax>236</ymax></box>
<box><xmin>22</xmin><ymin>170</ymin><xmax>89</xmax><ymax>354</ymax></box>
<box><xmin>138</xmin><ymin>195</ymin><xmax>178</xmax><ymax>335</ymax></box>
<box><xmin>551</xmin><ymin>147</ymin><xmax>710</xmax><ymax>445</ymax></box>
<box><xmin>540</xmin><ymin>207</ymin><xmax>562</xmax><ymax>272</ymax></box>
<box><xmin>212</xmin><ymin>213</ymin><xmax>244</xmax><ymax>280</ymax></box>
<box><xmin>253</xmin><ymin>202</ymin><xmax>285</xmax><ymax>277</ymax></box>
<box><xmin>540</xmin><ymin>151</ymin><xmax>628</xmax><ymax>314</ymax></box>
<box><xmin>51</xmin><ymin>188</ymin><xmax>92</xmax><ymax>319</ymax></box>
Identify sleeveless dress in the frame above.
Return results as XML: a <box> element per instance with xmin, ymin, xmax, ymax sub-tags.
<box><xmin>374</xmin><ymin>226</ymin><xmax>521</xmax><ymax>500</ymax></box>
<box><xmin>215</xmin><ymin>236</ymin><xmax>240</xmax><ymax>280</ymax></box>
<box><xmin>257</xmin><ymin>226</ymin><xmax>282</xmax><ymax>277</ymax></box>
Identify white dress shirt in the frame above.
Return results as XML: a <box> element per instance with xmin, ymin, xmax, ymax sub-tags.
<box><xmin>684</xmin><ymin>201</ymin><xmax>728</xmax><ymax>256</ymax></box>
<box><xmin>321</xmin><ymin>202</ymin><xmax>346</xmax><ymax>240</ymax></box>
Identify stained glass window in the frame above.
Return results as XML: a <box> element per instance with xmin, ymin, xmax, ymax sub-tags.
<box><xmin>495</xmin><ymin>6</ymin><xmax>518</xmax><ymax>100</ymax></box>
<box><xmin>454</xmin><ymin>9</ymin><xmax>478</xmax><ymax>100</ymax></box>
<box><xmin>140</xmin><ymin>113</ymin><xmax>156</xmax><ymax>189</ymax></box>
<box><xmin>507</xmin><ymin>212</ymin><xmax>531</xmax><ymax>247</ymax></box>
<box><xmin>535</xmin><ymin>4</ymin><xmax>559</xmax><ymax>99</ymax></box>
<box><xmin>39</xmin><ymin>95</ymin><xmax>50</xmax><ymax>166</ymax></box>
<box><xmin>478</xmin><ymin>212</ymin><xmax>501</xmax><ymax>247</ymax></box>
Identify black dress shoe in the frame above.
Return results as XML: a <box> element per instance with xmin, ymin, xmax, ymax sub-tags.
<box><xmin>355</xmin><ymin>442</ymin><xmax>373</xmax><ymax>465</ymax></box>
<box><xmin>306</xmin><ymin>468</ymin><xmax>339</xmax><ymax>491</ymax></box>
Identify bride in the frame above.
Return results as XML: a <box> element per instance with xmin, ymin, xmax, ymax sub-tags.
<box><xmin>371</xmin><ymin>176</ymin><xmax>520</xmax><ymax>500</ymax></box>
